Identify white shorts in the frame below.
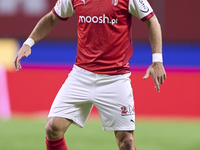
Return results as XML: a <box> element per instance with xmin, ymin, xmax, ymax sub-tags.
<box><xmin>48</xmin><ymin>65</ymin><xmax>135</xmax><ymax>131</ymax></box>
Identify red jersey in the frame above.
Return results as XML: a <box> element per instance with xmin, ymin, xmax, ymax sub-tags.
<box><xmin>53</xmin><ymin>0</ymin><xmax>154</xmax><ymax>75</ymax></box>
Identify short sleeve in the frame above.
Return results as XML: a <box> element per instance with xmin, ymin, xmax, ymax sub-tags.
<box><xmin>52</xmin><ymin>0</ymin><xmax>75</xmax><ymax>21</ymax></box>
<box><xmin>128</xmin><ymin>0</ymin><xmax>154</xmax><ymax>21</ymax></box>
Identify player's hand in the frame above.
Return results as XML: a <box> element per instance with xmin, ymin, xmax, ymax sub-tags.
<box><xmin>143</xmin><ymin>62</ymin><xmax>166</xmax><ymax>92</ymax></box>
<box><xmin>14</xmin><ymin>45</ymin><xmax>31</xmax><ymax>72</ymax></box>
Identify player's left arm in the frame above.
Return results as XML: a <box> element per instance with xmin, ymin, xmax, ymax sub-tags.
<box><xmin>143</xmin><ymin>15</ymin><xmax>167</xmax><ymax>92</ymax></box>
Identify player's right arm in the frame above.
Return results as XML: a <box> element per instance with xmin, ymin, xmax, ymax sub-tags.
<box><xmin>14</xmin><ymin>11</ymin><xmax>60</xmax><ymax>72</ymax></box>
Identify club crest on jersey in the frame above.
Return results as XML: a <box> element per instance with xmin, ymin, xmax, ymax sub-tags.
<box><xmin>112</xmin><ymin>0</ymin><xmax>118</xmax><ymax>6</ymax></box>
<box><xmin>56</xmin><ymin>0</ymin><xmax>61</xmax><ymax>6</ymax></box>
<box><xmin>121</xmin><ymin>105</ymin><xmax>134</xmax><ymax>116</ymax></box>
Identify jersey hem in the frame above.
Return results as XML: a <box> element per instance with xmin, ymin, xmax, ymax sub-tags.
<box><xmin>52</xmin><ymin>8</ymin><xmax>69</xmax><ymax>21</ymax></box>
<box><xmin>75</xmin><ymin>63</ymin><xmax>131</xmax><ymax>75</ymax></box>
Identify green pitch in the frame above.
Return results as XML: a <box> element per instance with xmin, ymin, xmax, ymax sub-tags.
<box><xmin>0</xmin><ymin>118</ymin><xmax>200</xmax><ymax>150</ymax></box>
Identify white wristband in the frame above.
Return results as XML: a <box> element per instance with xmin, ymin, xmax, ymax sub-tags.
<box><xmin>152</xmin><ymin>53</ymin><xmax>163</xmax><ymax>63</ymax></box>
<box><xmin>23</xmin><ymin>38</ymin><xmax>35</xmax><ymax>47</ymax></box>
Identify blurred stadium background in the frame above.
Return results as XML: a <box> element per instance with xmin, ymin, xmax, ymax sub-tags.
<box><xmin>0</xmin><ymin>0</ymin><xmax>200</xmax><ymax>150</ymax></box>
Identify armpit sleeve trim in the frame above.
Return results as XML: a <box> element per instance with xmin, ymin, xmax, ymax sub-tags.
<box><xmin>141</xmin><ymin>12</ymin><xmax>155</xmax><ymax>22</ymax></box>
<box><xmin>52</xmin><ymin>8</ymin><xmax>69</xmax><ymax>21</ymax></box>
